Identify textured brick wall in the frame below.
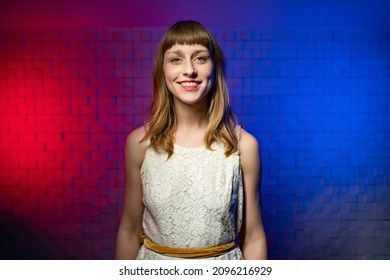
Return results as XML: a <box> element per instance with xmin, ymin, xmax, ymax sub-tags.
<box><xmin>0</xmin><ymin>28</ymin><xmax>389</xmax><ymax>259</ymax></box>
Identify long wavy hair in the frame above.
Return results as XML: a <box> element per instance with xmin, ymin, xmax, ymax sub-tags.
<box><xmin>141</xmin><ymin>20</ymin><xmax>238</xmax><ymax>158</ymax></box>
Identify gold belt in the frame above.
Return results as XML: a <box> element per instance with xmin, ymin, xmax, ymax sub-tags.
<box><xmin>138</xmin><ymin>231</ymin><xmax>237</xmax><ymax>258</ymax></box>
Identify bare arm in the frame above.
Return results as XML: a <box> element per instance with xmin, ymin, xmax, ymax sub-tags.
<box><xmin>239</xmin><ymin>129</ymin><xmax>267</xmax><ymax>260</ymax></box>
<box><xmin>115</xmin><ymin>127</ymin><xmax>146</xmax><ymax>259</ymax></box>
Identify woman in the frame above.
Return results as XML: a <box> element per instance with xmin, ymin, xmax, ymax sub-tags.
<box><xmin>115</xmin><ymin>20</ymin><xmax>267</xmax><ymax>260</ymax></box>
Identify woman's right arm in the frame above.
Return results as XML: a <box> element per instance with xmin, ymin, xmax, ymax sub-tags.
<box><xmin>115</xmin><ymin>127</ymin><xmax>146</xmax><ymax>259</ymax></box>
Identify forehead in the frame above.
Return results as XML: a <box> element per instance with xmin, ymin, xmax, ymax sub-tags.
<box><xmin>164</xmin><ymin>44</ymin><xmax>209</xmax><ymax>55</ymax></box>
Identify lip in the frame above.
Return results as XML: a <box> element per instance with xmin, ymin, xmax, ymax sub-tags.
<box><xmin>178</xmin><ymin>80</ymin><xmax>201</xmax><ymax>84</ymax></box>
<box><xmin>178</xmin><ymin>80</ymin><xmax>202</xmax><ymax>91</ymax></box>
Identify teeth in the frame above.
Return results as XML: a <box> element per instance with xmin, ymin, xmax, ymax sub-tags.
<box><xmin>181</xmin><ymin>82</ymin><xmax>198</xmax><ymax>87</ymax></box>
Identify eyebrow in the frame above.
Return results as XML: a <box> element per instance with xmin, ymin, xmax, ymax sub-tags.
<box><xmin>165</xmin><ymin>49</ymin><xmax>209</xmax><ymax>56</ymax></box>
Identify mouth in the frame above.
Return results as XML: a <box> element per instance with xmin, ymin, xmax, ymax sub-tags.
<box><xmin>178</xmin><ymin>81</ymin><xmax>201</xmax><ymax>91</ymax></box>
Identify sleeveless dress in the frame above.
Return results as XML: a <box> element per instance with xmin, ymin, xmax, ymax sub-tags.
<box><xmin>136</xmin><ymin>132</ymin><xmax>243</xmax><ymax>260</ymax></box>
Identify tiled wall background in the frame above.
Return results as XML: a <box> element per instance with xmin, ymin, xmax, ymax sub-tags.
<box><xmin>0</xmin><ymin>28</ymin><xmax>389</xmax><ymax>259</ymax></box>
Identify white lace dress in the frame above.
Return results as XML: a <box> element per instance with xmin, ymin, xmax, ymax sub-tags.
<box><xmin>136</xmin><ymin>139</ymin><xmax>243</xmax><ymax>260</ymax></box>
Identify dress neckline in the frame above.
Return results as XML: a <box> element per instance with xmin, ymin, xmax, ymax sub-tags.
<box><xmin>173</xmin><ymin>143</ymin><xmax>207</xmax><ymax>151</ymax></box>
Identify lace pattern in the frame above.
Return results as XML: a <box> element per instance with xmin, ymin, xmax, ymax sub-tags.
<box><xmin>137</xmin><ymin>130</ymin><xmax>243</xmax><ymax>260</ymax></box>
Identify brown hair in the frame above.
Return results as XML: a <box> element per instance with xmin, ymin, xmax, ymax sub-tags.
<box><xmin>141</xmin><ymin>20</ymin><xmax>238</xmax><ymax>158</ymax></box>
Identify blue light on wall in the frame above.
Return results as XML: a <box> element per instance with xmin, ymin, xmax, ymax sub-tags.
<box><xmin>224</xmin><ymin>28</ymin><xmax>390</xmax><ymax>259</ymax></box>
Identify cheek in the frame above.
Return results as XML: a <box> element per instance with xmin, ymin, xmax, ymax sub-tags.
<box><xmin>163</xmin><ymin>71</ymin><xmax>176</xmax><ymax>93</ymax></box>
<box><xmin>163</xmin><ymin>66</ymin><xmax>179</xmax><ymax>83</ymax></box>
<box><xmin>165</xmin><ymin>78</ymin><xmax>175</xmax><ymax>93</ymax></box>
<box><xmin>206</xmin><ymin>67</ymin><xmax>215</xmax><ymax>85</ymax></box>
<box><xmin>206</xmin><ymin>64</ymin><xmax>214</xmax><ymax>79</ymax></box>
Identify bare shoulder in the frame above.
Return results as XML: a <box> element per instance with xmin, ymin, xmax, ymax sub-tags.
<box><xmin>125</xmin><ymin>126</ymin><xmax>148</xmax><ymax>166</ymax></box>
<box><xmin>239</xmin><ymin>128</ymin><xmax>261</xmax><ymax>171</ymax></box>
<box><xmin>239</xmin><ymin>128</ymin><xmax>261</xmax><ymax>191</ymax></box>
<box><xmin>126</xmin><ymin>126</ymin><xmax>147</xmax><ymax>146</ymax></box>
<box><xmin>239</xmin><ymin>128</ymin><xmax>260</xmax><ymax>156</ymax></box>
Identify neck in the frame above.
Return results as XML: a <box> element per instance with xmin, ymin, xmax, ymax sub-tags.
<box><xmin>172</xmin><ymin>98</ymin><xmax>210</xmax><ymax>148</ymax></box>
<box><xmin>174</xmin><ymin>100</ymin><xmax>208</xmax><ymax>130</ymax></box>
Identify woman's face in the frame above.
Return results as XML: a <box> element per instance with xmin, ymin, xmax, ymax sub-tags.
<box><xmin>163</xmin><ymin>43</ymin><xmax>214</xmax><ymax>107</ymax></box>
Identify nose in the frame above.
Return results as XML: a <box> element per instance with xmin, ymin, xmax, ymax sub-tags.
<box><xmin>183</xmin><ymin>60</ymin><xmax>197</xmax><ymax>76</ymax></box>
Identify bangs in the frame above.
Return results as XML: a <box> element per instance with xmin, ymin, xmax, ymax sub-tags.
<box><xmin>160</xmin><ymin>20</ymin><xmax>213</xmax><ymax>53</ymax></box>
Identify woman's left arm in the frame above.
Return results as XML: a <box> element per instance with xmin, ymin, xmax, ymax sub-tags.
<box><xmin>239</xmin><ymin>129</ymin><xmax>267</xmax><ymax>260</ymax></box>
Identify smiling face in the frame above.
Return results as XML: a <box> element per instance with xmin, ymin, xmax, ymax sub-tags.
<box><xmin>163</xmin><ymin>44</ymin><xmax>214</xmax><ymax>107</ymax></box>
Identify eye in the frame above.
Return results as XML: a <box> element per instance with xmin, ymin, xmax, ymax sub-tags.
<box><xmin>170</xmin><ymin>57</ymin><xmax>182</xmax><ymax>64</ymax></box>
<box><xmin>195</xmin><ymin>56</ymin><xmax>209</xmax><ymax>63</ymax></box>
